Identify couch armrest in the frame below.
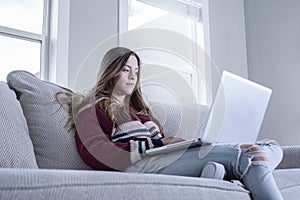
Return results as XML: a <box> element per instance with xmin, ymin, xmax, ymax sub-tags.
<box><xmin>276</xmin><ymin>145</ymin><xmax>300</xmax><ymax>169</ymax></box>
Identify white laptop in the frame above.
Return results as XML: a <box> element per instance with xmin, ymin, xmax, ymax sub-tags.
<box><xmin>145</xmin><ymin>70</ymin><xmax>272</xmax><ymax>156</ymax></box>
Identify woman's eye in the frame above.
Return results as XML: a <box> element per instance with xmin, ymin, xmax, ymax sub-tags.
<box><xmin>122</xmin><ymin>69</ymin><xmax>129</xmax><ymax>72</ymax></box>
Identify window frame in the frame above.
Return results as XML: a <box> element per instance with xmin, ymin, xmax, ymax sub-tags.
<box><xmin>0</xmin><ymin>0</ymin><xmax>51</xmax><ymax>81</ymax></box>
<box><xmin>118</xmin><ymin>0</ymin><xmax>212</xmax><ymax>105</ymax></box>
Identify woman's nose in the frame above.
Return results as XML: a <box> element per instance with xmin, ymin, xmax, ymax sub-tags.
<box><xmin>128</xmin><ymin>71</ymin><xmax>135</xmax><ymax>79</ymax></box>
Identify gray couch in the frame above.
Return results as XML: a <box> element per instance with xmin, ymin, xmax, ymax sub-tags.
<box><xmin>0</xmin><ymin>70</ymin><xmax>299</xmax><ymax>200</ymax></box>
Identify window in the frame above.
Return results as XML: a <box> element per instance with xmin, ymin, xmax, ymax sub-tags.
<box><xmin>0</xmin><ymin>0</ymin><xmax>50</xmax><ymax>81</ymax></box>
<box><xmin>119</xmin><ymin>0</ymin><xmax>210</xmax><ymax>105</ymax></box>
<box><xmin>127</xmin><ymin>0</ymin><xmax>204</xmax><ymax>48</ymax></box>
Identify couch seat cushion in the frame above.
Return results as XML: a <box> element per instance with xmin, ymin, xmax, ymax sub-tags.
<box><xmin>273</xmin><ymin>168</ymin><xmax>300</xmax><ymax>199</ymax></box>
<box><xmin>0</xmin><ymin>168</ymin><xmax>250</xmax><ymax>200</ymax></box>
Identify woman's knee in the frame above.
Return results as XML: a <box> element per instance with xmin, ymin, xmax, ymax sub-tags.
<box><xmin>256</xmin><ymin>139</ymin><xmax>283</xmax><ymax>165</ymax></box>
<box><xmin>256</xmin><ymin>138</ymin><xmax>280</xmax><ymax>146</ymax></box>
<box><xmin>240</xmin><ymin>144</ymin><xmax>269</xmax><ymax>162</ymax></box>
<box><xmin>240</xmin><ymin>140</ymin><xmax>283</xmax><ymax>170</ymax></box>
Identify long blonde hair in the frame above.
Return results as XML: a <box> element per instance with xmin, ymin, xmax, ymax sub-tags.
<box><xmin>55</xmin><ymin>47</ymin><xmax>162</xmax><ymax>132</ymax></box>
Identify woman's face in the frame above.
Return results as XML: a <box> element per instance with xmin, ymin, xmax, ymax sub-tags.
<box><xmin>113</xmin><ymin>55</ymin><xmax>139</xmax><ymax>99</ymax></box>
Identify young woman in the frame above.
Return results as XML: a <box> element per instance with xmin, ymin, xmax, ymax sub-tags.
<box><xmin>56</xmin><ymin>47</ymin><xmax>284</xmax><ymax>200</ymax></box>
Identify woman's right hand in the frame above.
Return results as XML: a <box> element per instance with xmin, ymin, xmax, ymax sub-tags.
<box><xmin>161</xmin><ymin>137</ymin><xmax>185</xmax><ymax>145</ymax></box>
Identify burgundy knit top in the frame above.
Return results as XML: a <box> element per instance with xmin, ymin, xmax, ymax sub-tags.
<box><xmin>75</xmin><ymin>105</ymin><xmax>164</xmax><ymax>171</ymax></box>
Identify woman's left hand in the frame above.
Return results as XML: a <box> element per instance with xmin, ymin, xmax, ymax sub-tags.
<box><xmin>161</xmin><ymin>137</ymin><xmax>186</xmax><ymax>145</ymax></box>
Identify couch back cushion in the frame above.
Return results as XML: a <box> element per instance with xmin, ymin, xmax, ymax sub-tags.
<box><xmin>149</xmin><ymin>102</ymin><xmax>209</xmax><ymax>139</ymax></box>
<box><xmin>7</xmin><ymin>71</ymin><xmax>91</xmax><ymax>170</ymax></box>
<box><xmin>0</xmin><ymin>81</ymin><xmax>38</xmax><ymax>168</ymax></box>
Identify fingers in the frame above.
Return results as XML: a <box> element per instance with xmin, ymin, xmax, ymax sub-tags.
<box><xmin>172</xmin><ymin>137</ymin><xmax>185</xmax><ymax>143</ymax></box>
<box><xmin>161</xmin><ymin>137</ymin><xmax>185</xmax><ymax>145</ymax></box>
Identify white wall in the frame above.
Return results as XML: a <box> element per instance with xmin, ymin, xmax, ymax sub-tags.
<box><xmin>244</xmin><ymin>0</ymin><xmax>300</xmax><ymax>145</ymax></box>
<box><xmin>68</xmin><ymin>0</ymin><xmax>119</xmax><ymax>89</ymax></box>
<box><xmin>50</xmin><ymin>0</ymin><xmax>119</xmax><ymax>89</ymax></box>
<box><xmin>206</xmin><ymin>0</ymin><xmax>248</xmax><ymax>84</ymax></box>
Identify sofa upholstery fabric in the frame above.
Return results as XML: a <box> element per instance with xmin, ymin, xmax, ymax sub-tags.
<box><xmin>0</xmin><ymin>168</ymin><xmax>251</xmax><ymax>200</ymax></box>
<box><xmin>273</xmin><ymin>169</ymin><xmax>300</xmax><ymax>199</ymax></box>
<box><xmin>150</xmin><ymin>102</ymin><xmax>209</xmax><ymax>139</ymax></box>
<box><xmin>0</xmin><ymin>82</ymin><xmax>38</xmax><ymax>168</ymax></box>
<box><xmin>276</xmin><ymin>146</ymin><xmax>300</xmax><ymax>169</ymax></box>
<box><xmin>7</xmin><ymin>71</ymin><xmax>90</xmax><ymax>170</ymax></box>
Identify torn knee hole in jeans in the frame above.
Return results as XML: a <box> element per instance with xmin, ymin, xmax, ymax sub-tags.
<box><xmin>234</xmin><ymin>144</ymin><xmax>270</xmax><ymax>179</ymax></box>
<box><xmin>241</xmin><ymin>144</ymin><xmax>269</xmax><ymax>162</ymax></box>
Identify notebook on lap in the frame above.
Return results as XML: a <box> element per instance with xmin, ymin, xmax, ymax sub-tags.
<box><xmin>145</xmin><ymin>70</ymin><xmax>272</xmax><ymax>156</ymax></box>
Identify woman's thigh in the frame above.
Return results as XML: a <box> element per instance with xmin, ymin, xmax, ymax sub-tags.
<box><xmin>126</xmin><ymin>144</ymin><xmax>245</xmax><ymax>179</ymax></box>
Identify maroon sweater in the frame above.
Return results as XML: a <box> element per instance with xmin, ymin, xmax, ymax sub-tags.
<box><xmin>75</xmin><ymin>105</ymin><xmax>164</xmax><ymax>171</ymax></box>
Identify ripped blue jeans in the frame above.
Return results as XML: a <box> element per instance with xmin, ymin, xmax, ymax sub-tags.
<box><xmin>125</xmin><ymin>139</ymin><xmax>283</xmax><ymax>200</ymax></box>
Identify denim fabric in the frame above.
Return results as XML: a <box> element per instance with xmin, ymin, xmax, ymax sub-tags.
<box><xmin>126</xmin><ymin>140</ymin><xmax>283</xmax><ymax>200</ymax></box>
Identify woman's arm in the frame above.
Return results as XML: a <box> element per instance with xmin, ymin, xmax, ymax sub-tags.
<box><xmin>75</xmin><ymin>106</ymin><xmax>163</xmax><ymax>171</ymax></box>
